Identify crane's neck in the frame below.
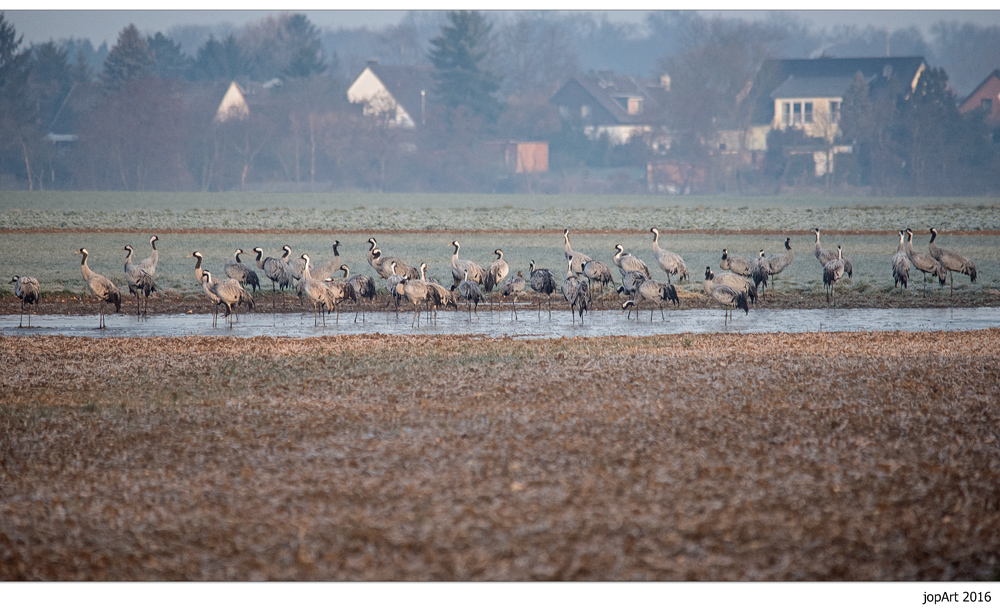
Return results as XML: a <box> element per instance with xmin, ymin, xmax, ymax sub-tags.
<box><xmin>333</xmin><ymin>243</ymin><xmax>341</xmax><ymax>257</ymax></box>
<box><xmin>80</xmin><ymin>251</ymin><xmax>93</xmax><ymax>279</ymax></box>
<box><xmin>192</xmin><ymin>254</ymin><xmax>203</xmax><ymax>282</ymax></box>
<box><xmin>235</xmin><ymin>250</ymin><xmax>242</xmax><ymax>263</ymax></box>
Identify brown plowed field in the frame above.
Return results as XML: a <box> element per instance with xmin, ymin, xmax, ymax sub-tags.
<box><xmin>1</xmin><ymin>331</ymin><xmax>998</xmax><ymax>580</ymax></box>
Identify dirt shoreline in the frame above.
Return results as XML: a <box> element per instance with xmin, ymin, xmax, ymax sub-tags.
<box><xmin>1</xmin><ymin>330</ymin><xmax>998</xmax><ymax>580</ymax></box>
<box><xmin>3</xmin><ymin>286</ymin><xmax>998</xmax><ymax>318</ymax></box>
<box><xmin>4</xmin><ymin>227</ymin><xmax>1000</xmax><ymax>236</ymax></box>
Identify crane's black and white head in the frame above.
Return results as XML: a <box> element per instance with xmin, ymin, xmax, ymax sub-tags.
<box><xmin>332</xmin><ymin>240</ymin><xmax>341</xmax><ymax>249</ymax></box>
<box><xmin>9</xmin><ymin>275</ymin><xmax>19</xmax><ymax>284</ymax></box>
<box><xmin>77</xmin><ymin>248</ymin><xmax>88</xmax><ymax>256</ymax></box>
<box><xmin>282</xmin><ymin>245</ymin><xmax>292</xmax><ymax>255</ymax></box>
<box><xmin>340</xmin><ymin>264</ymin><xmax>350</xmax><ymax>278</ymax></box>
<box><xmin>784</xmin><ymin>237</ymin><xmax>791</xmax><ymax>249</ymax></box>
<box><xmin>494</xmin><ymin>249</ymin><xmax>503</xmax><ymax>259</ymax></box>
<box><xmin>187</xmin><ymin>251</ymin><xmax>203</xmax><ymax>260</ymax></box>
<box><xmin>614</xmin><ymin>244</ymin><xmax>624</xmax><ymax>254</ymax></box>
<box><xmin>759</xmin><ymin>250</ymin><xmax>766</xmax><ymax>258</ymax></box>
<box><xmin>813</xmin><ymin>228</ymin><xmax>821</xmax><ymax>235</ymax></box>
<box><xmin>252</xmin><ymin>247</ymin><xmax>264</xmax><ymax>257</ymax></box>
<box><xmin>123</xmin><ymin>244</ymin><xmax>134</xmax><ymax>255</ymax></box>
<box><xmin>621</xmin><ymin>300</ymin><xmax>635</xmax><ymax>311</ymax></box>
<box><xmin>150</xmin><ymin>235</ymin><xmax>159</xmax><ymax>248</ymax></box>
<box><xmin>721</xmin><ymin>248</ymin><xmax>728</xmax><ymax>259</ymax></box>
<box><xmin>371</xmin><ymin>248</ymin><xmax>382</xmax><ymax>260</ymax></box>
<box><xmin>563</xmin><ymin>228</ymin><xmax>570</xmax><ymax>236</ymax></box>
<box><xmin>203</xmin><ymin>270</ymin><xmax>212</xmax><ymax>281</ymax></box>
<box><xmin>235</xmin><ymin>248</ymin><xmax>245</xmax><ymax>256</ymax></box>
<box><xmin>650</xmin><ymin>227</ymin><xmax>659</xmax><ymax>238</ymax></box>
<box><xmin>368</xmin><ymin>237</ymin><xmax>377</xmax><ymax>249</ymax></box>
<box><xmin>300</xmin><ymin>253</ymin><xmax>310</xmax><ymax>265</ymax></box>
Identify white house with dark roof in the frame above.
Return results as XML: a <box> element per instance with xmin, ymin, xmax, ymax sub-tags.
<box><xmin>347</xmin><ymin>61</ymin><xmax>434</xmax><ymax>128</ymax></box>
<box><xmin>752</xmin><ymin>56</ymin><xmax>927</xmax><ymax>141</ymax></box>
<box><xmin>550</xmin><ymin>71</ymin><xmax>670</xmax><ymax>145</ymax></box>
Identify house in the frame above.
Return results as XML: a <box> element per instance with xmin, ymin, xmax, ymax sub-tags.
<box><xmin>347</xmin><ymin>61</ymin><xmax>434</xmax><ymax>128</ymax></box>
<box><xmin>550</xmin><ymin>71</ymin><xmax>670</xmax><ymax>145</ymax></box>
<box><xmin>750</xmin><ymin>56</ymin><xmax>927</xmax><ymax>140</ymax></box>
<box><xmin>958</xmin><ymin>69</ymin><xmax>1000</xmax><ymax>123</ymax></box>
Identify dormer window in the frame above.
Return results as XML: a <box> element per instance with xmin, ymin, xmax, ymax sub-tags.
<box><xmin>613</xmin><ymin>96</ymin><xmax>643</xmax><ymax>115</ymax></box>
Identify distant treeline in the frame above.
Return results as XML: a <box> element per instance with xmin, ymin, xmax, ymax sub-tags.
<box><xmin>1</xmin><ymin>11</ymin><xmax>999</xmax><ymax>195</ymax></box>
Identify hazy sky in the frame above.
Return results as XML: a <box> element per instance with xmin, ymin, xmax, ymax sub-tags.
<box><xmin>6</xmin><ymin>7</ymin><xmax>1000</xmax><ymax>47</ymax></box>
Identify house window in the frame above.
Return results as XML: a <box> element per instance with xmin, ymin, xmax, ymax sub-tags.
<box><xmin>627</xmin><ymin>97</ymin><xmax>643</xmax><ymax>115</ymax></box>
<box><xmin>804</xmin><ymin>102</ymin><xmax>813</xmax><ymax>124</ymax></box>
<box><xmin>830</xmin><ymin>101</ymin><xmax>841</xmax><ymax>123</ymax></box>
<box><xmin>783</xmin><ymin>103</ymin><xmax>791</xmax><ymax>127</ymax></box>
<box><xmin>982</xmin><ymin>99</ymin><xmax>993</xmax><ymax>114</ymax></box>
<box><xmin>793</xmin><ymin>102</ymin><xmax>802</xmax><ymax>125</ymax></box>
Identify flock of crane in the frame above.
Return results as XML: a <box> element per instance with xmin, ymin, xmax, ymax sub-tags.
<box><xmin>4</xmin><ymin>226</ymin><xmax>980</xmax><ymax>330</ymax></box>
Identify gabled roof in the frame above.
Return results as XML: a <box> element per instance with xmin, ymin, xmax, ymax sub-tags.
<box><xmin>770</xmin><ymin>75</ymin><xmax>861</xmax><ymax>100</ymax></box>
<box><xmin>356</xmin><ymin>62</ymin><xmax>434</xmax><ymax>123</ymax></box>
<box><xmin>46</xmin><ymin>82</ymin><xmax>102</xmax><ymax>138</ymax></box>
<box><xmin>750</xmin><ymin>56</ymin><xmax>927</xmax><ymax>124</ymax></box>
<box><xmin>959</xmin><ymin>69</ymin><xmax>1000</xmax><ymax>109</ymax></box>
<box><xmin>551</xmin><ymin>71</ymin><xmax>669</xmax><ymax>126</ymax></box>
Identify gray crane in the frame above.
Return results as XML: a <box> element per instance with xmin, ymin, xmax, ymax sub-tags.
<box><xmin>500</xmin><ymin>270</ymin><xmax>526</xmax><ymax>319</ymax></box>
<box><xmin>720</xmin><ymin>248</ymin><xmax>768</xmax><ymax>290</ymax></box>
<box><xmin>458</xmin><ymin>268</ymin><xmax>485</xmax><ymax>319</ymax></box>
<box><xmin>138</xmin><ymin>235</ymin><xmax>159</xmax><ymax>276</ymax></box>
<box><xmin>322</xmin><ymin>265</ymin><xmax>358</xmax><ymax>325</ymax></box>
<box><xmin>823</xmin><ymin>245</ymin><xmax>846</xmax><ymax>305</ymax></box>
<box><xmin>814</xmin><ymin>228</ymin><xmax>853</xmax><ymax>278</ymax></box>
<box><xmin>483</xmin><ymin>249</ymin><xmax>510</xmax><ymax>304</ymax></box>
<box><xmin>703</xmin><ymin>267</ymin><xmax>749</xmax><ymax>325</ymax></box>
<box><xmin>581</xmin><ymin>259</ymin><xmax>614</xmax><ymax>301</ymax></box>
<box><xmin>449</xmin><ymin>240</ymin><xmax>486</xmax><ymax>290</ymax></box>
<box><xmin>904</xmin><ymin>228</ymin><xmax>947</xmax><ymax>294</ymax></box>
<box><xmin>226</xmin><ymin>248</ymin><xmax>260</xmax><ymax>293</ymax></box>
<box><xmin>616</xmin><ymin>269</ymin><xmax>650</xmax><ymax>313</ymax></box>
<box><xmin>253</xmin><ymin>245</ymin><xmax>298</xmax><ymax>307</ymax></box>
<box><xmin>421</xmin><ymin>263</ymin><xmax>458</xmax><ymax>324</ymax></box>
<box><xmin>203</xmin><ymin>270</ymin><xmax>253</xmax><ymax>328</ymax></box>
<box><xmin>123</xmin><ymin>244</ymin><xmax>156</xmax><ymax>317</ymax></box>
<box><xmin>563</xmin><ymin>228</ymin><xmax>592</xmax><ymax>274</ymax></box>
<box><xmin>765</xmin><ymin>238</ymin><xmax>795</xmax><ymax>289</ymax></box>
<box><xmin>189</xmin><ymin>252</ymin><xmax>222</xmax><ymax>325</ymax></box>
<box><xmin>928</xmin><ymin>227</ymin><xmax>977</xmax><ymax>294</ymax></box>
<box><xmin>528</xmin><ymin>259</ymin><xmax>557</xmax><ymax>318</ymax></box>
<box><xmin>753</xmin><ymin>250</ymin><xmax>771</xmax><ymax>292</ymax></box>
<box><xmin>77</xmin><ymin>248</ymin><xmax>121</xmax><ymax>329</ymax></box>
<box><xmin>650</xmin><ymin>227</ymin><xmax>689</xmax><ymax>283</ymax></box>
<box><xmin>367</xmin><ymin>237</ymin><xmax>419</xmax><ymax>280</ymax></box>
<box><xmin>561</xmin><ymin>260</ymin><xmax>589</xmax><ymax>323</ymax></box>
<box><xmin>340</xmin><ymin>264</ymin><xmax>376</xmax><ymax>322</ymax></box>
<box><xmin>385</xmin><ymin>259</ymin><xmax>406</xmax><ymax>311</ymax></box>
<box><xmin>891</xmin><ymin>230</ymin><xmax>910</xmax><ymax>293</ymax></box>
<box><xmin>9</xmin><ymin>275</ymin><xmax>40</xmax><ymax>328</ymax></box>
<box><xmin>710</xmin><ymin>267</ymin><xmax>758</xmax><ymax>305</ymax></box>
<box><xmin>622</xmin><ymin>277</ymin><xmax>679</xmax><ymax>322</ymax></box>
<box><xmin>395</xmin><ymin>274</ymin><xmax>435</xmax><ymax>328</ymax></box>
<box><xmin>298</xmin><ymin>253</ymin><xmax>332</xmax><ymax>326</ymax></box>
<box><xmin>613</xmin><ymin>244</ymin><xmax>651</xmax><ymax>278</ymax></box>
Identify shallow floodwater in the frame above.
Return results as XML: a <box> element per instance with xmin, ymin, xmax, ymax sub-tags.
<box><xmin>3</xmin><ymin>307</ymin><xmax>998</xmax><ymax>339</ymax></box>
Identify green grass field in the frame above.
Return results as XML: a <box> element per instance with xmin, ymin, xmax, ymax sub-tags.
<box><xmin>2</xmin><ymin>192</ymin><xmax>997</xmax><ymax>299</ymax></box>
<box><xmin>2</xmin><ymin>191</ymin><xmax>999</xmax><ymax>231</ymax></box>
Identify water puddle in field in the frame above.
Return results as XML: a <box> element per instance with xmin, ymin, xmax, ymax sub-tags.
<box><xmin>2</xmin><ymin>307</ymin><xmax>998</xmax><ymax>339</ymax></box>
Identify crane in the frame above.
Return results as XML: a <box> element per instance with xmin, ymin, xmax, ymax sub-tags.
<box><xmin>650</xmin><ymin>227</ymin><xmax>688</xmax><ymax>283</ymax></box>
<box><xmin>904</xmin><ymin>228</ymin><xmax>946</xmax><ymax>294</ymax></box>
<box><xmin>77</xmin><ymin>248</ymin><xmax>121</xmax><ymax>329</ymax></box>
<box><xmin>226</xmin><ymin>248</ymin><xmax>260</xmax><ymax>293</ymax></box>
<box><xmin>9</xmin><ymin>275</ymin><xmax>40</xmax><ymax>328</ymax></box>
<box><xmin>891</xmin><ymin>230</ymin><xmax>910</xmax><ymax>293</ymax></box>
<box><xmin>528</xmin><ymin>260</ymin><xmax>557</xmax><ymax>318</ymax></box>
<box><xmin>449</xmin><ymin>240</ymin><xmax>486</xmax><ymax>290</ymax></box>
<box><xmin>928</xmin><ymin>227</ymin><xmax>977</xmax><ymax>294</ymax></box>
<box><xmin>563</xmin><ymin>228</ymin><xmax>592</xmax><ymax>274</ymax></box>
<box><xmin>703</xmin><ymin>267</ymin><xmax>749</xmax><ymax>325</ymax></box>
